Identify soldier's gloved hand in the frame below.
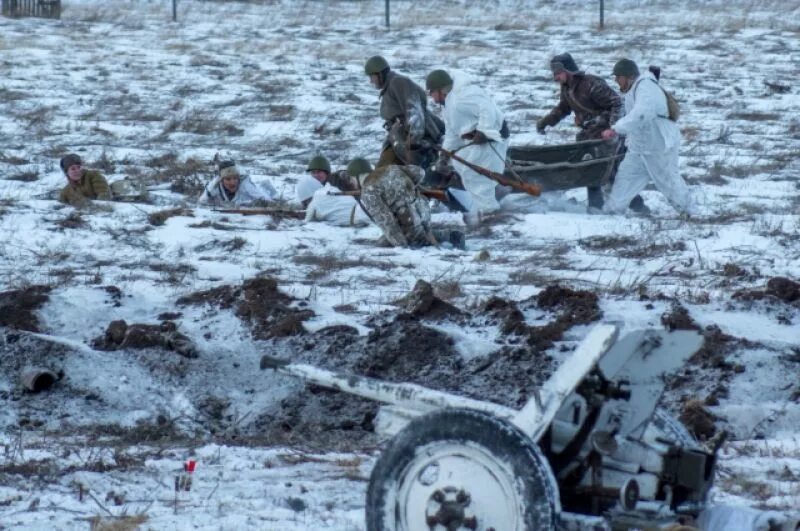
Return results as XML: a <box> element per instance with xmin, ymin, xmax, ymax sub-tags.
<box><xmin>435</xmin><ymin>155</ymin><xmax>453</xmax><ymax>176</ymax></box>
<box><xmin>536</xmin><ymin>118</ymin><xmax>547</xmax><ymax>135</ymax></box>
<box><xmin>471</xmin><ymin>130</ymin><xmax>488</xmax><ymax>144</ymax></box>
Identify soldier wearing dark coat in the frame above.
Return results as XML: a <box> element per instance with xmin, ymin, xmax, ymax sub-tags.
<box><xmin>364</xmin><ymin>56</ymin><xmax>444</xmax><ymax>170</ymax></box>
<box><xmin>537</xmin><ymin>53</ymin><xmax>646</xmax><ymax>212</ymax></box>
<box><xmin>58</xmin><ymin>153</ymin><xmax>111</xmax><ymax>207</ymax></box>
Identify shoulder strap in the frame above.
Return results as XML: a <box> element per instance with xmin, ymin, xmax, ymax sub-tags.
<box><xmin>648</xmin><ymin>78</ymin><xmax>670</xmax><ymax>119</ymax></box>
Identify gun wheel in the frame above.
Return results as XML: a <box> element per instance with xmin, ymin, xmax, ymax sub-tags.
<box><xmin>366</xmin><ymin>408</ymin><xmax>559</xmax><ymax>531</ymax></box>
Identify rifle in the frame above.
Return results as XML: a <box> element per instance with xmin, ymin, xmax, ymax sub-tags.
<box><xmin>437</xmin><ymin>146</ymin><xmax>541</xmax><ymax>197</ymax></box>
<box><xmin>217</xmin><ymin>208</ymin><xmax>305</xmax><ymax>219</ymax></box>
<box><xmin>332</xmin><ymin>187</ymin><xmax>469</xmax><ymax>212</ymax></box>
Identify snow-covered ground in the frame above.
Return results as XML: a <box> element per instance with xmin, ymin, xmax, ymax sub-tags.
<box><xmin>1</xmin><ymin>0</ymin><xmax>799</xmax><ymax>529</ymax></box>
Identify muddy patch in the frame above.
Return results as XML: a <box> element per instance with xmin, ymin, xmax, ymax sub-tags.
<box><xmin>663</xmin><ymin>303</ymin><xmax>750</xmax><ymax>421</ymax></box>
<box><xmin>91</xmin><ymin>319</ymin><xmax>197</xmax><ymax>358</ymax></box>
<box><xmin>178</xmin><ymin>276</ymin><xmax>315</xmax><ymax>339</ymax></box>
<box><xmin>733</xmin><ymin>276</ymin><xmax>800</xmax><ymax>305</ymax></box>
<box><xmin>0</xmin><ymin>285</ymin><xmax>52</xmax><ymax>332</ymax></box>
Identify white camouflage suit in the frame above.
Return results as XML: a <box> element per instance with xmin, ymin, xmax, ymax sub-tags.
<box><xmin>199</xmin><ymin>175</ymin><xmax>277</xmax><ymax>207</ymax></box>
<box><xmin>604</xmin><ymin>70</ymin><xmax>697</xmax><ymax>215</ymax></box>
<box><xmin>441</xmin><ymin>73</ymin><xmax>508</xmax><ymax>222</ymax></box>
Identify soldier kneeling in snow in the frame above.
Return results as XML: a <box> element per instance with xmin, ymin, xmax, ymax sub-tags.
<box><xmin>199</xmin><ymin>160</ymin><xmax>277</xmax><ymax>207</ymax></box>
<box><xmin>58</xmin><ymin>153</ymin><xmax>111</xmax><ymax>207</ymax></box>
<box><xmin>361</xmin><ymin>164</ymin><xmax>465</xmax><ymax>249</ymax></box>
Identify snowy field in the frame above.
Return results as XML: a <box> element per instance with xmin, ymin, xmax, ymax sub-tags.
<box><xmin>1</xmin><ymin>0</ymin><xmax>799</xmax><ymax>529</ymax></box>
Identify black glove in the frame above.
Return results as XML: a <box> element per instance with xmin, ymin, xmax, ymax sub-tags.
<box><xmin>460</xmin><ymin>130</ymin><xmax>488</xmax><ymax>144</ymax></box>
<box><xmin>536</xmin><ymin>119</ymin><xmax>547</xmax><ymax>135</ymax></box>
<box><xmin>435</xmin><ymin>155</ymin><xmax>453</xmax><ymax>176</ymax></box>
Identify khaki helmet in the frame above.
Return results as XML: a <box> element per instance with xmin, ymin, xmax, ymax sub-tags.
<box><xmin>426</xmin><ymin>69</ymin><xmax>453</xmax><ymax>92</ymax></box>
<box><xmin>612</xmin><ymin>58</ymin><xmax>639</xmax><ymax>77</ymax></box>
<box><xmin>346</xmin><ymin>157</ymin><xmax>373</xmax><ymax>178</ymax></box>
<box><xmin>306</xmin><ymin>155</ymin><xmax>331</xmax><ymax>174</ymax></box>
<box><xmin>364</xmin><ymin>55</ymin><xmax>390</xmax><ymax>75</ymax></box>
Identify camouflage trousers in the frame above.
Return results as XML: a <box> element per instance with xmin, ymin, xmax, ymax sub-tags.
<box><xmin>361</xmin><ymin>167</ymin><xmax>434</xmax><ymax>247</ymax></box>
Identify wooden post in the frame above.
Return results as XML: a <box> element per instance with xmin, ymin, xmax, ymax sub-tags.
<box><xmin>385</xmin><ymin>0</ymin><xmax>389</xmax><ymax>28</ymax></box>
<box><xmin>172</xmin><ymin>0</ymin><xmax>177</xmax><ymax>21</ymax></box>
<box><xmin>599</xmin><ymin>0</ymin><xmax>604</xmax><ymax>29</ymax></box>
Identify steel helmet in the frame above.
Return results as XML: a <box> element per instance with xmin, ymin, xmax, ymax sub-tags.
<box><xmin>346</xmin><ymin>157</ymin><xmax>373</xmax><ymax>178</ymax></box>
<box><xmin>612</xmin><ymin>58</ymin><xmax>640</xmax><ymax>77</ymax></box>
<box><xmin>425</xmin><ymin>69</ymin><xmax>453</xmax><ymax>92</ymax></box>
<box><xmin>364</xmin><ymin>55</ymin><xmax>390</xmax><ymax>75</ymax></box>
<box><xmin>306</xmin><ymin>155</ymin><xmax>331</xmax><ymax>174</ymax></box>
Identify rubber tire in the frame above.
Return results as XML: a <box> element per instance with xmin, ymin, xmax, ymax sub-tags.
<box><xmin>365</xmin><ymin>408</ymin><xmax>559</xmax><ymax>531</ymax></box>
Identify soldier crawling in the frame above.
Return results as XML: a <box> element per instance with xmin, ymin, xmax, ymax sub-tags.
<box><xmin>58</xmin><ymin>153</ymin><xmax>111</xmax><ymax>207</ymax></box>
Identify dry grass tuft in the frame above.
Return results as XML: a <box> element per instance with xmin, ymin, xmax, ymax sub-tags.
<box><xmin>147</xmin><ymin>208</ymin><xmax>193</xmax><ymax>226</ymax></box>
<box><xmin>89</xmin><ymin>514</ymin><xmax>148</xmax><ymax>531</ymax></box>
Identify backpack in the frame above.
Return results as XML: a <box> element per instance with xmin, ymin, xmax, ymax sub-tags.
<box><xmin>648</xmin><ymin>65</ymin><xmax>680</xmax><ymax>121</ymax></box>
<box><xmin>663</xmin><ymin>89</ymin><xmax>681</xmax><ymax>122</ymax></box>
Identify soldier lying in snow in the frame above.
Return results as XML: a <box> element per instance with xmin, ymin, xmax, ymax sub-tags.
<box><xmin>198</xmin><ymin>160</ymin><xmax>277</xmax><ymax>207</ymax></box>
<box><xmin>297</xmin><ymin>158</ymin><xmax>372</xmax><ymax>227</ymax></box>
<box><xmin>58</xmin><ymin>153</ymin><xmax>111</xmax><ymax>207</ymax></box>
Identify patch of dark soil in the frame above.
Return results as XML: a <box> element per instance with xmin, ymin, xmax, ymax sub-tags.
<box><xmin>461</xmin><ymin>345</ymin><xmax>552</xmax><ymax>408</ymax></box>
<box><xmin>176</xmin><ymin>284</ymin><xmax>239</xmax><ymax>309</ymax></box>
<box><xmin>256</xmin><ymin>389</ymin><xmax>379</xmax><ymax>451</ymax></box>
<box><xmin>0</xmin><ymin>285</ymin><xmax>52</xmax><ymax>332</ymax></box>
<box><xmin>732</xmin><ymin>276</ymin><xmax>800</xmax><ymax>305</ymax></box>
<box><xmin>660</xmin><ymin>302</ymin><xmax>701</xmax><ymax>331</ymax></box>
<box><xmin>479</xmin><ymin>286</ymin><xmax>602</xmax><ymax>352</ymax></box>
<box><xmin>177</xmin><ymin>276</ymin><xmax>315</xmax><ymax>339</ymax></box>
<box><xmin>392</xmin><ymin>280</ymin><xmax>467</xmax><ymax>320</ymax></box>
<box><xmin>481</xmin><ymin>296</ymin><xmax>529</xmax><ymax>335</ymax></box>
<box><xmin>91</xmin><ymin>320</ymin><xmax>197</xmax><ymax>358</ymax></box>
<box><xmin>534</xmin><ymin>285</ymin><xmax>601</xmax><ymax>326</ymax></box>
<box><xmin>355</xmin><ymin>315</ymin><xmax>462</xmax><ymax>387</ymax></box>
<box><xmin>679</xmin><ymin>399</ymin><xmax>717</xmax><ymax>441</ymax></box>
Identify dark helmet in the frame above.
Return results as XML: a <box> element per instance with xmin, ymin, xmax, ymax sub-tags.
<box><xmin>612</xmin><ymin>58</ymin><xmax>640</xmax><ymax>77</ymax></box>
<box><xmin>59</xmin><ymin>153</ymin><xmax>82</xmax><ymax>174</ymax></box>
<box><xmin>346</xmin><ymin>157</ymin><xmax>372</xmax><ymax>178</ymax></box>
<box><xmin>306</xmin><ymin>155</ymin><xmax>331</xmax><ymax>174</ymax></box>
<box><xmin>425</xmin><ymin>69</ymin><xmax>453</xmax><ymax>92</ymax></box>
<box><xmin>364</xmin><ymin>55</ymin><xmax>390</xmax><ymax>75</ymax></box>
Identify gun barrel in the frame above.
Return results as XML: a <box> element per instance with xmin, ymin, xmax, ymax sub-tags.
<box><xmin>261</xmin><ymin>355</ymin><xmax>517</xmax><ymax>419</ymax></box>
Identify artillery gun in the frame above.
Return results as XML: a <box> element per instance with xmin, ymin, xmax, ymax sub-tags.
<box><xmin>261</xmin><ymin>324</ymin><xmax>796</xmax><ymax>530</ymax></box>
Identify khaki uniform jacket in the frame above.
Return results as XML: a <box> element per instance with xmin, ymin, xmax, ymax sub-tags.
<box><xmin>59</xmin><ymin>170</ymin><xmax>111</xmax><ymax>207</ymax></box>
<box><xmin>379</xmin><ymin>71</ymin><xmax>443</xmax><ymax>147</ymax></box>
<box><xmin>540</xmin><ymin>73</ymin><xmax>623</xmax><ymax>140</ymax></box>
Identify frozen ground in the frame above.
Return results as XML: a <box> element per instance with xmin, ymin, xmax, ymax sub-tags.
<box><xmin>1</xmin><ymin>0</ymin><xmax>799</xmax><ymax>529</ymax></box>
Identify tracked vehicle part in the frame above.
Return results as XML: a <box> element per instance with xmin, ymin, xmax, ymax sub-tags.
<box><xmin>366</xmin><ymin>408</ymin><xmax>559</xmax><ymax>531</ymax></box>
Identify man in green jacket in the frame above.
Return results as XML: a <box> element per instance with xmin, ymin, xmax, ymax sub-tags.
<box><xmin>58</xmin><ymin>154</ymin><xmax>111</xmax><ymax>207</ymax></box>
<box><xmin>364</xmin><ymin>55</ymin><xmax>444</xmax><ymax>170</ymax></box>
